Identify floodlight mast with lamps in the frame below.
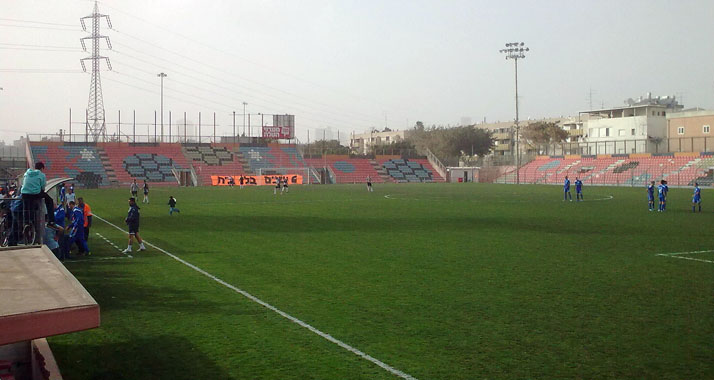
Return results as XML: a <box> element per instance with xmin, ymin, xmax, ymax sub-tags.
<box><xmin>499</xmin><ymin>42</ymin><xmax>529</xmax><ymax>184</ymax></box>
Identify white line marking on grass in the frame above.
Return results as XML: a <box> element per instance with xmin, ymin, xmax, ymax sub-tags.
<box><xmin>655</xmin><ymin>249</ymin><xmax>714</xmax><ymax>264</ymax></box>
<box><xmin>656</xmin><ymin>249</ymin><xmax>714</xmax><ymax>257</ymax></box>
<box><xmin>93</xmin><ymin>214</ymin><xmax>418</xmax><ymax>380</ymax></box>
<box><xmin>655</xmin><ymin>254</ymin><xmax>714</xmax><ymax>264</ymax></box>
<box><xmin>96</xmin><ymin>232</ymin><xmax>133</xmax><ymax>258</ymax></box>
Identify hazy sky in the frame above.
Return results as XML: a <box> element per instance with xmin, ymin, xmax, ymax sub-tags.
<box><xmin>1</xmin><ymin>0</ymin><xmax>713</xmax><ymax>143</ymax></box>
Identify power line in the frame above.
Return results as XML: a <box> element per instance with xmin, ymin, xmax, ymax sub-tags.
<box><xmin>0</xmin><ymin>18</ymin><xmax>77</xmax><ymax>27</ymax></box>
<box><xmin>0</xmin><ymin>46</ymin><xmax>82</xmax><ymax>52</ymax></box>
<box><xmin>0</xmin><ymin>24</ymin><xmax>82</xmax><ymax>31</ymax></box>
<box><xmin>110</xmin><ymin>35</ymin><xmax>380</xmax><ymax>125</ymax></box>
<box><xmin>0</xmin><ymin>69</ymin><xmax>84</xmax><ymax>73</ymax></box>
<box><xmin>111</xmin><ymin>58</ymin><xmax>365</xmax><ymax>129</ymax></box>
<box><xmin>0</xmin><ymin>42</ymin><xmax>81</xmax><ymax>49</ymax></box>
<box><xmin>98</xmin><ymin>1</ymin><xmax>413</xmax><ymax>117</ymax></box>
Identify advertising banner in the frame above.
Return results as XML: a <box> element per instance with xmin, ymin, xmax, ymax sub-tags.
<box><xmin>211</xmin><ymin>174</ymin><xmax>303</xmax><ymax>186</ymax></box>
<box><xmin>262</xmin><ymin>114</ymin><xmax>295</xmax><ymax>139</ymax></box>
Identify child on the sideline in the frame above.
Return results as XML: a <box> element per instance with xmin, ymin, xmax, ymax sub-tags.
<box><xmin>168</xmin><ymin>196</ymin><xmax>181</xmax><ymax>215</ymax></box>
<box><xmin>692</xmin><ymin>182</ymin><xmax>702</xmax><ymax>212</ymax></box>
<box><xmin>123</xmin><ymin>197</ymin><xmax>146</xmax><ymax>253</ymax></box>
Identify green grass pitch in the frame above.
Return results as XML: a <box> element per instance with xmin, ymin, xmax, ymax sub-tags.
<box><xmin>48</xmin><ymin>183</ymin><xmax>713</xmax><ymax>379</ymax></box>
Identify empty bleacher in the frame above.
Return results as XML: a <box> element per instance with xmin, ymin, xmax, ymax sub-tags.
<box><xmin>101</xmin><ymin>143</ymin><xmax>191</xmax><ymax>185</ymax></box>
<box><xmin>504</xmin><ymin>153</ymin><xmax>714</xmax><ymax>187</ymax></box>
<box><xmin>381</xmin><ymin>158</ymin><xmax>440</xmax><ymax>183</ymax></box>
<box><xmin>29</xmin><ymin>143</ymin><xmax>109</xmax><ymax>188</ymax></box>
<box><xmin>305</xmin><ymin>156</ymin><xmax>383</xmax><ymax>184</ymax></box>
<box><xmin>182</xmin><ymin>144</ymin><xmax>248</xmax><ymax>185</ymax></box>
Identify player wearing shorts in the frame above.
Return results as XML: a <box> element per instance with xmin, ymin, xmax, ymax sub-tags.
<box><xmin>282</xmin><ymin>177</ymin><xmax>289</xmax><ymax>193</ymax></box>
<box><xmin>274</xmin><ymin>178</ymin><xmax>281</xmax><ymax>195</ymax></box>
<box><xmin>130</xmin><ymin>179</ymin><xmax>139</xmax><ymax>198</ymax></box>
<box><xmin>123</xmin><ymin>197</ymin><xmax>146</xmax><ymax>253</ymax></box>
<box><xmin>563</xmin><ymin>176</ymin><xmax>572</xmax><ymax>201</ymax></box>
<box><xmin>142</xmin><ymin>181</ymin><xmax>150</xmax><ymax>203</ymax></box>
<box><xmin>692</xmin><ymin>182</ymin><xmax>701</xmax><ymax>213</ymax></box>
<box><xmin>575</xmin><ymin>177</ymin><xmax>583</xmax><ymax>201</ymax></box>
<box><xmin>367</xmin><ymin>176</ymin><xmax>373</xmax><ymax>192</ymax></box>
<box><xmin>657</xmin><ymin>180</ymin><xmax>667</xmax><ymax>212</ymax></box>
<box><xmin>647</xmin><ymin>181</ymin><xmax>655</xmax><ymax>211</ymax></box>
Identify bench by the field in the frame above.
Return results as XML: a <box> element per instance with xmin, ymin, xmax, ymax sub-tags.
<box><xmin>0</xmin><ymin>245</ymin><xmax>100</xmax><ymax>380</ymax></box>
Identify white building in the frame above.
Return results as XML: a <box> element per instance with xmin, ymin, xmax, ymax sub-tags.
<box><xmin>581</xmin><ymin>94</ymin><xmax>683</xmax><ymax>154</ymax></box>
<box><xmin>350</xmin><ymin>130</ymin><xmax>408</xmax><ymax>155</ymax></box>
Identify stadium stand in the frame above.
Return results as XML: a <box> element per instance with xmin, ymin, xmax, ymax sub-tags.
<box><xmin>182</xmin><ymin>144</ymin><xmax>249</xmax><ymax>185</ymax></box>
<box><xmin>305</xmin><ymin>156</ymin><xmax>384</xmax><ymax>184</ymax></box>
<box><xmin>29</xmin><ymin>142</ymin><xmax>109</xmax><ymax>188</ymax></box>
<box><xmin>504</xmin><ymin>153</ymin><xmax>714</xmax><ymax>186</ymax></box>
<box><xmin>101</xmin><ymin>143</ymin><xmax>191</xmax><ymax>185</ymax></box>
<box><xmin>380</xmin><ymin>158</ymin><xmax>443</xmax><ymax>183</ymax></box>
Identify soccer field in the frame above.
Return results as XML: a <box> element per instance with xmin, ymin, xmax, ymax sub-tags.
<box><xmin>49</xmin><ymin>183</ymin><xmax>714</xmax><ymax>379</ymax></box>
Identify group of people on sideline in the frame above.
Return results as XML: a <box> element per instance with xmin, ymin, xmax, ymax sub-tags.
<box><xmin>7</xmin><ymin>162</ymin><xmax>93</xmax><ymax>261</ymax></box>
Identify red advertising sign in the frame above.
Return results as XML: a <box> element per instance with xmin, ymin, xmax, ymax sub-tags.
<box><xmin>262</xmin><ymin>125</ymin><xmax>294</xmax><ymax>139</ymax></box>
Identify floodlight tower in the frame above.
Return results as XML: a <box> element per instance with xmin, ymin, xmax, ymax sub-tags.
<box><xmin>80</xmin><ymin>1</ymin><xmax>112</xmax><ymax>142</ymax></box>
<box><xmin>499</xmin><ymin>42</ymin><xmax>529</xmax><ymax>184</ymax></box>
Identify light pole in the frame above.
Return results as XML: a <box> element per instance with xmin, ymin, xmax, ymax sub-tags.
<box><xmin>242</xmin><ymin>102</ymin><xmax>247</xmax><ymax>137</ymax></box>
<box><xmin>157</xmin><ymin>72</ymin><xmax>167</xmax><ymax>142</ymax></box>
<box><xmin>500</xmin><ymin>42</ymin><xmax>529</xmax><ymax>184</ymax></box>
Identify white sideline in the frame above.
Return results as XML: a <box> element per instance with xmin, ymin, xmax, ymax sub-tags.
<box><xmin>93</xmin><ymin>214</ymin><xmax>418</xmax><ymax>380</ymax></box>
<box><xmin>96</xmin><ymin>232</ymin><xmax>133</xmax><ymax>258</ymax></box>
<box><xmin>655</xmin><ymin>249</ymin><xmax>714</xmax><ymax>264</ymax></box>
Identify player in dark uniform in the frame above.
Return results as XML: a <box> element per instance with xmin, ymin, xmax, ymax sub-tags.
<box><xmin>123</xmin><ymin>197</ymin><xmax>146</xmax><ymax>253</ymax></box>
<box><xmin>366</xmin><ymin>176</ymin><xmax>373</xmax><ymax>192</ymax></box>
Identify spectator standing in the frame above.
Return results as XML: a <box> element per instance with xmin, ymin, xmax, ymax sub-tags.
<box><xmin>20</xmin><ymin>162</ymin><xmax>55</xmax><ymax>226</ymax></box>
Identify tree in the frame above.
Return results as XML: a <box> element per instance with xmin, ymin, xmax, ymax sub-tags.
<box><xmin>520</xmin><ymin>121</ymin><xmax>569</xmax><ymax>153</ymax></box>
<box><xmin>648</xmin><ymin>135</ymin><xmax>663</xmax><ymax>153</ymax></box>
<box><xmin>309</xmin><ymin>139</ymin><xmax>349</xmax><ymax>155</ymax></box>
<box><xmin>407</xmin><ymin>124</ymin><xmax>494</xmax><ymax>165</ymax></box>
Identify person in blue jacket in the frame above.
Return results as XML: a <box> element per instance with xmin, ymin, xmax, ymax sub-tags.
<box><xmin>66</xmin><ymin>200</ymin><xmax>89</xmax><ymax>255</ymax></box>
<box><xmin>54</xmin><ymin>204</ymin><xmax>69</xmax><ymax>260</ymax></box>
<box><xmin>123</xmin><ymin>197</ymin><xmax>146</xmax><ymax>253</ymax></box>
